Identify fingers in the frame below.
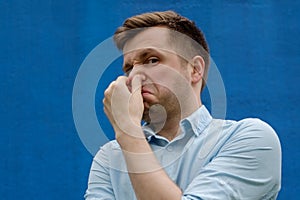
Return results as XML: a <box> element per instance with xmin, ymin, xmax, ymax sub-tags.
<box><xmin>102</xmin><ymin>75</ymin><xmax>145</xmax><ymax>137</ymax></box>
<box><xmin>103</xmin><ymin>76</ymin><xmax>129</xmax><ymax>111</ymax></box>
<box><xmin>103</xmin><ymin>77</ymin><xmax>127</xmax><ymax>127</ymax></box>
<box><xmin>104</xmin><ymin>76</ymin><xmax>127</xmax><ymax>98</ymax></box>
<box><xmin>131</xmin><ymin>74</ymin><xmax>144</xmax><ymax>94</ymax></box>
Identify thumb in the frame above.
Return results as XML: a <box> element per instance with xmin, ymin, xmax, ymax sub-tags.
<box><xmin>131</xmin><ymin>75</ymin><xmax>144</xmax><ymax>94</ymax></box>
<box><xmin>129</xmin><ymin>75</ymin><xmax>145</xmax><ymax>124</ymax></box>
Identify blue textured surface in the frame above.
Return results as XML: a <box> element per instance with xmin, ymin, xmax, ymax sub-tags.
<box><xmin>0</xmin><ymin>1</ymin><xmax>299</xmax><ymax>199</ymax></box>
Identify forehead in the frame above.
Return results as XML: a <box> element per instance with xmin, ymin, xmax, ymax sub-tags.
<box><xmin>123</xmin><ymin>27</ymin><xmax>174</xmax><ymax>56</ymax></box>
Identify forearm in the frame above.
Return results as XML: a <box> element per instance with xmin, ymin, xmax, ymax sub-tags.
<box><xmin>117</xmin><ymin>129</ymin><xmax>182</xmax><ymax>200</ymax></box>
<box><xmin>129</xmin><ymin>169</ymin><xmax>182</xmax><ymax>200</ymax></box>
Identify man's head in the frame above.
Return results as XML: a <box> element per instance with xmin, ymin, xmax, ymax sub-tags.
<box><xmin>113</xmin><ymin>11</ymin><xmax>210</xmax><ymax>127</ymax></box>
<box><xmin>113</xmin><ymin>10</ymin><xmax>210</xmax><ymax>92</ymax></box>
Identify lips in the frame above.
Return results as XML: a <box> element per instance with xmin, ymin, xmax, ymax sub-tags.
<box><xmin>142</xmin><ymin>88</ymin><xmax>152</xmax><ymax>94</ymax></box>
<box><xmin>141</xmin><ymin>88</ymin><xmax>154</xmax><ymax>104</ymax></box>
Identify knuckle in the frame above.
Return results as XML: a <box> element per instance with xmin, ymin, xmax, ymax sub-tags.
<box><xmin>104</xmin><ymin>89</ymin><xmax>110</xmax><ymax>96</ymax></box>
<box><xmin>116</xmin><ymin>76</ymin><xmax>127</xmax><ymax>83</ymax></box>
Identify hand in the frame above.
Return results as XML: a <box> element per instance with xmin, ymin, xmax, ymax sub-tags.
<box><xmin>103</xmin><ymin>75</ymin><xmax>144</xmax><ymax>139</ymax></box>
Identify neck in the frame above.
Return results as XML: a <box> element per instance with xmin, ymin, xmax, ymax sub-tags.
<box><xmin>154</xmin><ymin>103</ymin><xmax>202</xmax><ymax>141</ymax></box>
<box><xmin>156</xmin><ymin>115</ymin><xmax>181</xmax><ymax>141</ymax></box>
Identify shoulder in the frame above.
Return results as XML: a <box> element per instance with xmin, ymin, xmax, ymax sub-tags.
<box><xmin>236</xmin><ymin>118</ymin><xmax>275</xmax><ymax>131</ymax></box>
<box><xmin>93</xmin><ymin>140</ymin><xmax>128</xmax><ymax>171</ymax></box>
<box><xmin>202</xmin><ymin>118</ymin><xmax>282</xmax><ymax>198</ymax></box>
<box><xmin>93</xmin><ymin>140</ymin><xmax>120</xmax><ymax>162</ymax></box>
<box><xmin>221</xmin><ymin>117</ymin><xmax>282</xmax><ymax>157</ymax></box>
<box><xmin>230</xmin><ymin>118</ymin><xmax>280</xmax><ymax>142</ymax></box>
<box><xmin>208</xmin><ymin>118</ymin><xmax>280</xmax><ymax>141</ymax></box>
<box><xmin>99</xmin><ymin>140</ymin><xmax>120</xmax><ymax>151</ymax></box>
<box><xmin>204</xmin><ymin>118</ymin><xmax>281</xmax><ymax>155</ymax></box>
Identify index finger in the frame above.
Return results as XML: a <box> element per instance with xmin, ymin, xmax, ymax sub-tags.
<box><xmin>131</xmin><ymin>75</ymin><xmax>143</xmax><ymax>94</ymax></box>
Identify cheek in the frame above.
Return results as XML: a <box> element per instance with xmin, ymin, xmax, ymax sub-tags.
<box><xmin>152</xmin><ymin>72</ymin><xmax>187</xmax><ymax>93</ymax></box>
<box><xmin>147</xmin><ymin>65</ymin><xmax>179</xmax><ymax>85</ymax></box>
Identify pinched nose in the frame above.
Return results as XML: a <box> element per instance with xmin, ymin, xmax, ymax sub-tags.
<box><xmin>126</xmin><ymin>74</ymin><xmax>146</xmax><ymax>93</ymax></box>
<box><xmin>126</xmin><ymin>66</ymin><xmax>146</xmax><ymax>92</ymax></box>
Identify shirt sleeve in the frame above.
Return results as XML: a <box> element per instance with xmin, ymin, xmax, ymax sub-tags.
<box><xmin>182</xmin><ymin>118</ymin><xmax>281</xmax><ymax>200</ymax></box>
<box><xmin>84</xmin><ymin>143</ymin><xmax>116</xmax><ymax>200</ymax></box>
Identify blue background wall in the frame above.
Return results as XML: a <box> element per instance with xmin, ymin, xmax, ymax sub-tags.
<box><xmin>1</xmin><ymin>0</ymin><xmax>299</xmax><ymax>199</ymax></box>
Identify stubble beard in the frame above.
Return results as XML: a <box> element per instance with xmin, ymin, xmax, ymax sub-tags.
<box><xmin>142</xmin><ymin>92</ymin><xmax>181</xmax><ymax>133</ymax></box>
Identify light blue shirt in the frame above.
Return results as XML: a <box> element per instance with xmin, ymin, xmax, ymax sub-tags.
<box><xmin>85</xmin><ymin>106</ymin><xmax>281</xmax><ymax>199</ymax></box>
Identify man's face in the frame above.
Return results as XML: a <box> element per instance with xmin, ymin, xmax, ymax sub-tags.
<box><xmin>123</xmin><ymin>27</ymin><xmax>192</xmax><ymax>124</ymax></box>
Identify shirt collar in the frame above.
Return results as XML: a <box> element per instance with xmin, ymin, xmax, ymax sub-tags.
<box><xmin>142</xmin><ymin>105</ymin><xmax>212</xmax><ymax>141</ymax></box>
<box><xmin>180</xmin><ymin>105</ymin><xmax>212</xmax><ymax>137</ymax></box>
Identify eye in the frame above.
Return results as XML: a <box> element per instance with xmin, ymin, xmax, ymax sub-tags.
<box><xmin>124</xmin><ymin>68</ymin><xmax>132</xmax><ymax>76</ymax></box>
<box><xmin>123</xmin><ymin>64</ymin><xmax>133</xmax><ymax>76</ymax></box>
<box><xmin>145</xmin><ymin>57</ymin><xmax>159</xmax><ymax>65</ymax></box>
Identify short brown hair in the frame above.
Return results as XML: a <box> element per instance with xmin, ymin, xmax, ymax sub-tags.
<box><xmin>114</xmin><ymin>11</ymin><xmax>210</xmax><ymax>91</ymax></box>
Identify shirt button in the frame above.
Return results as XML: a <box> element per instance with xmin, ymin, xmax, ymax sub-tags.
<box><xmin>166</xmin><ymin>146</ymin><xmax>173</xmax><ymax>152</ymax></box>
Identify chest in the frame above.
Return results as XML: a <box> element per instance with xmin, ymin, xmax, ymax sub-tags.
<box><xmin>109</xmin><ymin>139</ymin><xmax>217</xmax><ymax>199</ymax></box>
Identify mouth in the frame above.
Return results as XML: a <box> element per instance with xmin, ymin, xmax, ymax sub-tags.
<box><xmin>141</xmin><ymin>88</ymin><xmax>153</xmax><ymax>99</ymax></box>
<box><xmin>142</xmin><ymin>90</ymin><xmax>151</xmax><ymax>94</ymax></box>
<box><xmin>141</xmin><ymin>87</ymin><xmax>152</xmax><ymax>95</ymax></box>
<box><xmin>141</xmin><ymin>88</ymin><xmax>154</xmax><ymax>109</ymax></box>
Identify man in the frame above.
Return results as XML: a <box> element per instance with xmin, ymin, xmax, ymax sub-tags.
<box><xmin>85</xmin><ymin>11</ymin><xmax>281</xmax><ymax>199</ymax></box>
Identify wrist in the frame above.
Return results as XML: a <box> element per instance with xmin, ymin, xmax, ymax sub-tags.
<box><xmin>116</xmin><ymin>126</ymin><xmax>146</xmax><ymax>150</ymax></box>
<box><xmin>116</xmin><ymin>129</ymin><xmax>161</xmax><ymax>174</ymax></box>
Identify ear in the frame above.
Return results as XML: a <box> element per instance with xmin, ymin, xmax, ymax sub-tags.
<box><xmin>190</xmin><ymin>56</ymin><xmax>205</xmax><ymax>84</ymax></box>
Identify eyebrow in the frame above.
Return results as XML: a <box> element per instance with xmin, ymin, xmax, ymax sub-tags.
<box><xmin>123</xmin><ymin>48</ymin><xmax>162</xmax><ymax>71</ymax></box>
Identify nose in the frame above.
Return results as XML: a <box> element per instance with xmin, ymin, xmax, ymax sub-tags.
<box><xmin>126</xmin><ymin>64</ymin><xmax>146</xmax><ymax>91</ymax></box>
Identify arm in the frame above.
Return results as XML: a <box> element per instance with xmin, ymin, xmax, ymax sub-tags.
<box><xmin>84</xmin><ymin>144</ymin><xmax>116</xmax><ymax>200</ymax></box>
<box><xmin>117</xmin><ymin>129</ymin><xmax>182</xmax><ymax>200</ymax></box>
<box><xmin>103</xmin><ymin>75</ymin><xmax>182</xmax><ymax>200</ymax></box>
<box><xmin>182</xmin><ymin>119</ymin><xmax>282</xmax><ymax>199</ymax></box>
